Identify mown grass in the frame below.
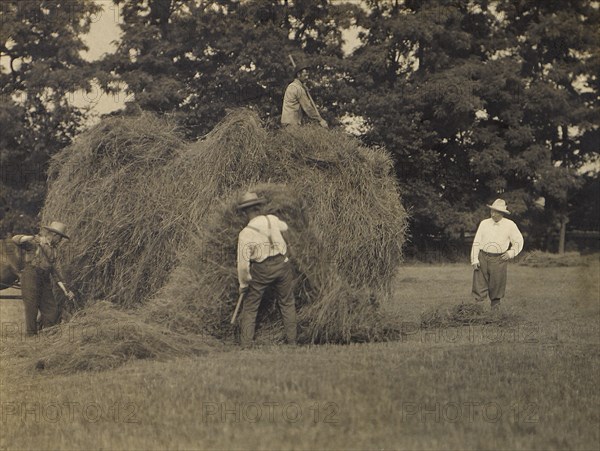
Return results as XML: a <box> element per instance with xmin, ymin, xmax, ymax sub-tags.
<box><xmin>1</xmin><ymin>261</ymin><xmax>598</xmax><ymax>450</ymax></box>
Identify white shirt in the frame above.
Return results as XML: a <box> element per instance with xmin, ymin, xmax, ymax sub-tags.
<box><xmin>471</xmin><ymin>217</ymin><xmax>524</xmax><ymax>264</ymax></box>
<box><xmin>237</xmin><ymin>215</ymin><xmax>289</xmax><ymax>288</ymax></box>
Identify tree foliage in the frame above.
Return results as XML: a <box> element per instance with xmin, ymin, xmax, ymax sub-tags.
<box><xmin>100</xmin><ymin>0</ymin><xmax>357</xmax><ymax>137</ymax></box>
<box><xmin>0</xmin><ymin>0</ymin><xmax>101</xmax><ymax>234</ymax></box>
<box><xmin>1</xmin><ymin>0</ymin><xmax>597</xmax><ymax>252</ymax></box>
<box><xmin>343</xmin><ymin>0</ymin><xmax>599</xmax><ymax>249</ymax></box>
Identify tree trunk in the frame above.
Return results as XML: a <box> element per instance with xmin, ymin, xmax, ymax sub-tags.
<box><xmin>558</xmin><ymin>214</ymin><xmax>568</xmax><ymax>254</ymax></box>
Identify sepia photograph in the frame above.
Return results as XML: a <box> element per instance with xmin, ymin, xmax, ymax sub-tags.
<box><xmin>1</xmin><ymin>1</ymin><xmax>598</xmax><ymax>449</ymax></box>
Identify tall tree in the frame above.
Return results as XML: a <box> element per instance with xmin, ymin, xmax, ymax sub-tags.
<box><xmin>495</xmin><ymin>0</ymin><xmax>599</xmax><ymax>252</ymax></box>
<box><xmin>101</xmin><ymin>0</ymin><xmax>356</xmax><ymax>138</ymax></box>
<box><xmin>0</xmin><ymin>0</ymin><xmax>101</xmax><ymax>235</ymax></box>
<box><xmin>344</xmin><ymin>0</ymin><xmax>599</xmax><ymax>252</ymax></box>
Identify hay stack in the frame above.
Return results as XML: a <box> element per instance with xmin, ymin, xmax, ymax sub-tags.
<box><xmin>147</xmin><ymin>120</ymin><xmax>408</xmax><ymax>343</ymax></box>
<box><xmin>44</xmin><ymin>109</ymin><xmax>408</xmax><ymax>344</ymax></box>
<box><xmin>43</xmin><ymin>113</ymin><xmax>186</xmax><ymax>306</ymax></box>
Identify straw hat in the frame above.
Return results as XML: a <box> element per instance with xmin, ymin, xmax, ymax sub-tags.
<box><xmin>237</xmin><ymin>192</ymin><xmax>266</xmax><ymax>210</ymax></box>
<box><xmin>487</xmin><ymin>199</ymin><xmax>510</xmax><ymax>215</ymax></box>
<box><xmin>43</xmin><ymin>221</ymin><xmax>70</xmax><ymax>239</ymax></box>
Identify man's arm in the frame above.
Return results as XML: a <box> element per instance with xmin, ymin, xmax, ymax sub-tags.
<box><xmin>506</xmin><ymin>223</ymin><xmax>524</xmax><ymax>259</ymax></box>
<box><xmin>297</xmin><ymin>84</ymin><xmax>324</xmax><ymax>123</ymax></box>
<box><xmin>471</xmin><ymin>223</ymin><xmax>483</xmax><ymax>267</ymax></box>
<box><xmin>38</xmin><ymin>244</ymin><xmax>77</xmax><ymax>302</ymax></box>
<box><xmin>11</xmin><ymin>235</ymin><xmax>35</xmax><ymax>250</ymax></box>
<box><xmin>237</xmin><ymin>231</ymin><xmax>252</xmax><ymax>291</ymax></box>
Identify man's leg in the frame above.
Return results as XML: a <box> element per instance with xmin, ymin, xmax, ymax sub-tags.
<box><xmin>38</xmin><ymin>274</ymin><xmax>60</xmax><ymax>330</ymax></box>
<box><xmin>239</xmin><ymin>263</ymin><xmax>271</xmax><ymax>347</ymax></box>
<box><xmin>488</xmin><ymin>257</ymin><xmax>508</xmax><ymax>309</ymax></box>
<box><xmin>472</xmin><ymin>252</ymin><xmax>489</xmax><ymax>302</ymax></box>
<box><xmin>273</xmin><ymin>259</ymin><xmax>297</xmax><ymax>344</ymax></box>
<box><xmin>20</xmin><ymin>268</ymin><xmax>40</xmax><ymax>336</ymax></box>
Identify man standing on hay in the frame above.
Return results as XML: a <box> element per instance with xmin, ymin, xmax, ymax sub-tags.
<box><xmin>281</xmin><ymin>63</ymin><xmax>328</xmax><ymax>128</ymax></box>
<box><xmin>236</xmin><ymin>192</ymin><xmax>297</xmax><ymax>347</ymax></box>
<box><xmin>11</xmin><ymin>221</ymin><xmax>75</xmax><ymax>336</ymax></box>
<box><xmin>471</xmin><ymin>199</ymin><xmax>524</xmax><ymax>310</ymax></box>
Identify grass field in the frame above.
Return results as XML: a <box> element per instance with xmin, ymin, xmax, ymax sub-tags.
<box><xmin>1</xmin><ymin>261</ymin><xmax>598</xmax><ymax>450</ymax></box>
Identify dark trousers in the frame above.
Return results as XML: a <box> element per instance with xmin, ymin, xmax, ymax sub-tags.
<box><xmin>472</xmin><ymin>250</ymin><xmax>508</xmax><ymax>307</ymax></box>
<box><xmin>21</xmin><ymin>266</ymin><xmax>59</xmax><ymax>335</ymax></box>
<box><xmin>240</xmin><ymin>255</ymin><xmax>297</xmax><ymax>346</ymax></box>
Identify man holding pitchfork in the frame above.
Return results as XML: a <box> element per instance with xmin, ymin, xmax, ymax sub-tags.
<box><xmin>233</xmin><ymin>192</ymin><xmax>297</xmax><ymax>347</ymax></box>
<box><xmin>281</xmin><ymin>56</ymin><xmax>328</xmax><ymax>128</ymax></box>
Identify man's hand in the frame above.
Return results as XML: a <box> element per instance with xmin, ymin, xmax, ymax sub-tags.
<box><xmin>319</xmin><ymin>118</ymin><xmax>328</xmax><ymax>128</ymax></box>
<box><xmin>239</xmin><ymin>286</ymin><xmax>249</xmax><ymax>295</ymax></box>
<box><xmin>472</xmin><ymin>262</ymin><xmax>480</xmax><ymax>270</ymax></box>
<box><xmin>500</xmin><ymin>252</ymin><xmax>511</xmax><ymax>261</ymax></box>
<box><xmin>66</xmin><ymin>291</ymin><xmax>76</xmax><ymax>302</ymax></box>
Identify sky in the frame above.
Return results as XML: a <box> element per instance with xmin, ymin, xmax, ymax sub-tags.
<box><xmin>73</xmin><ymin>1</ymin><xmax>124</xmax><ymax>117</ymax></box>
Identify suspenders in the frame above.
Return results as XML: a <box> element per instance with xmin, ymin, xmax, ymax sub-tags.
<box><xmin>246</xmin><ymin>216</ymin><xmax>279</xmax><ymax>256</ymax></box>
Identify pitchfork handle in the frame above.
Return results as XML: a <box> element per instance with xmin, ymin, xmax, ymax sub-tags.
<box><xmin>231</xmin><ymin>292</ymin><xmax>246</xmax><ymax>325</ymax></box>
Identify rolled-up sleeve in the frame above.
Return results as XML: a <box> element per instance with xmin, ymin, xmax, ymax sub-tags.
<box><xmin>508</xmin><ymin>223</ymin><xmax>524</xmax><ymax>259</ymax></box>
<box><xmin>278</xmin><ymin>219</ymin><xmax>288</xmax><ymax>232</ymax></box>
<box><xmin>237</xmin><ymin>231</ymin><xmax>253</xmax><ymax>289</ymax></box>
<box><xmin>471</xmin><ymin>223</ymin><xmax>483</xmax><ymax>265</ymax></box>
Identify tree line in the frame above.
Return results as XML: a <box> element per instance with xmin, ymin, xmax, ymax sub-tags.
<box><xmin>1</xmin><ymin>0</ymin><xmax>598</xmax><ymax>254</ymax></box>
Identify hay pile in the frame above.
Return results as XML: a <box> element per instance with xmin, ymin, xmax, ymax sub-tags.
<box><xmin>148</xmin><ymin>183</ymin><xmax>400</xmax><ymax>343</ymax></box>
<box><xmin>26</xmin><ymin>302</ymin><xmax>216</xmax><ymax>374</ymax></box>
<box><xmin>518</xmin><ymin>251</ymin><xmax>594</xmax><ymax>267</ymax></box>
<box><xmin>147</xmin><ymin>122</ymin><xmax>407</xmax><ymax>343</ymax></box>
<box><xmin>43</xmin><ymin>113</ymin><xmax>186</xmax><ymax>306</ymax></box>
<box><xmin>43</xmin><ymin>109</ymin><xmax>408</xmax><ymax>345</ymax></box>
<box><xmin>420</xmin><ymin>303</ymin><xmax>520</xmax><ymax>328</ymax></box>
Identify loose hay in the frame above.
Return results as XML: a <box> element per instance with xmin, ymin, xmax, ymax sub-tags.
<box><xmin>43</xmin><ymin>109</ymin><xmax>408</xmax><ymax>346</ymax></box>
<box><xmin>420</xmin><ymin>303</ymin><xmax>520</xmax><ymax>329</ymax></box>
<box><xmin>26</xmin><ymin>302</ymin><xmax>216</xmax><ymax>374</ymax></box>
<box><xmin>43</xmin><ymin>113</ymin><xmax>187</xmax><ymax>307</ymax></box>
<box><xmin>518</xmin><ymin>251</ymin><xmax>595</xmax><ymax>268</ymax></box>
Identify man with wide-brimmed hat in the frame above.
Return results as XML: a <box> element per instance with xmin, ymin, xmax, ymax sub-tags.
<box><xmin>236</xmin><ymin>192</ymin><xmax>297</xmax><ymax>347</ymax></box>
<box><xmin>11</xmin><ymin>221</ymin><xmax>75</xmax><ymax>335</ymax></box>
<box><xmin>471</xmin><ymin>199</ymin><xmax>524</xmax><ymax>309</ymax></box>
<box><xmin>281</xmin><ymin>63</ymin><xmax>328</xmax><ymax>128</ymax></box>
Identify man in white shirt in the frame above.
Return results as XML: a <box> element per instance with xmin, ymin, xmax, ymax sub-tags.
<box><xmin>236</xmin><ymin>192</ymin><xmax>297</xmax><ymax>347</ymax></box>
<box><xmin>281</xmin><ymin>64</ymin><xmax>328</xmax><ymax>128</ymax></box>
<box><xmin>471</xmin><ymin>199</ymin><xmax>524</xmax><ymax>309</ymax></box>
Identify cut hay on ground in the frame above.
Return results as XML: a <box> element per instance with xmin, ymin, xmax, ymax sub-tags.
<box><xmin>518</xmin><ymin>251</ymin><xmax>595</xmax><ymax>268</ymax></box>
<box><xmin>420</xmin><ymin>303</ymin><xmax>520</xmax><ymax>329</ymax></box>
<box><xmin>43</xmin><ymin>109</ymin><xmax>408</xmax><ymax>345</ymax></box>
<box><xmin>22</xmin><ymin>302</ymin><xmax>216</xmax><ymax>374</ymax></box>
